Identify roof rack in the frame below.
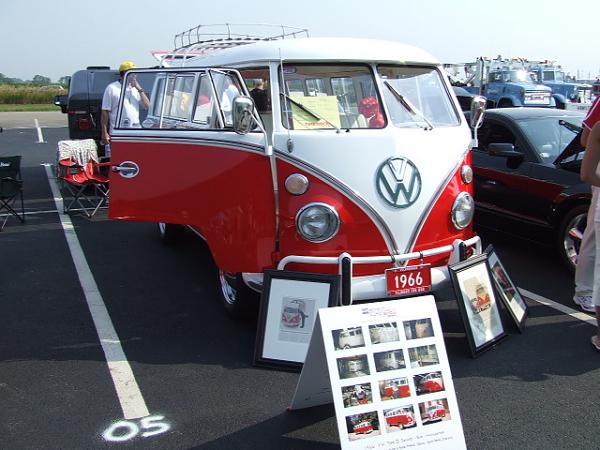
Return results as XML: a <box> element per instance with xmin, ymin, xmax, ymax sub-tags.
<box><xmin>159</xmin><ymin>23</ymin><xmax>309</xmax><ymax>67</ymax></box>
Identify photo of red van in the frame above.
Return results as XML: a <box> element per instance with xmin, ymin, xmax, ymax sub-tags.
<box><xmin>345</xmin><ymin>411</ymin><xmax>380</xmax><ymax>440</ymax></box>
<box><xmin>415</xmin><ymin>371</ymin><xmax>445</xmax><ymax>395</ymax></box>
<box><xmin>379</xmin><ymin>377</ymin><xmax>411</xmax><ymax>400</ymax></box>
<box><xmin>384</xmin><ymin>406</ymin><xmax>417</xmax><ymax>430</ymax></box>
<box><xmin>419</xmin><ymin>399</ymin><xmax>450</xmax><ymax>425</ymax></box>
<box><xmin>280</xmin><ymin>299</ymin><xmax>307</xmax><ymax>328</ymax></box>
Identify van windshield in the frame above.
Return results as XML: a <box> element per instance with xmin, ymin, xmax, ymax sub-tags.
<box><xmin>378</xmin><ymin>65</ymin><xmax>459</xmax><ymax>128</ymax></box>
<box><xmin>280</xmin><ymin>64</ymin><xmax>384</xmax><ymax>130</ymax></box>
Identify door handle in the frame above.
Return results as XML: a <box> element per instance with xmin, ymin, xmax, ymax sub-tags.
<box><xmin>112</xmin><ymin>161</ymin><xmax>139</xmax><ymax>178</ymax></box>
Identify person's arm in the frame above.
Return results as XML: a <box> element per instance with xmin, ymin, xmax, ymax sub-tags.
<box><xmin>101</xmin><ymin>110</ymin><xmax>110</xmax><ymax>145</ymax></box>
<box><xmin>581</xmin><ymin>127</ymin><xmax>590</xmax><ymax>148</ymax></box>
<box><xmin>137</xmin><ymin>88</ymin><xmax>150</xmax><ymax>109</ymax></box>
<box><xmin>101</xmin><ymin>84</ymin><xmax>112</xmax><ymax>145</ymax></box>
<box><xmin>130</xmin><ymin>77</ymin><xmax>150</xmax><ymax>109</ymax></box>
<box><xmin>580</xmin><ymin>122</ymin><xmax>600</xmax><ymax>186</ymax></box>
<box><xmin>582</xmin><ymin>97</ymin><xmax>600</xmax><ymax>146</ymax></box>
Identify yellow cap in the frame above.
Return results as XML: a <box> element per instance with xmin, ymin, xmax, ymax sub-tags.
<box><xmin>119</xmin><ymin>61</ymin><xmax>137</xmax><ymax>72</ymax></box>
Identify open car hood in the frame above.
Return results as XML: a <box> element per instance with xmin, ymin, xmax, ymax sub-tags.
<box><xmin>553</xmin><ymin>127</ymin><xmax>584</xmax><ymax>165</ymax></box>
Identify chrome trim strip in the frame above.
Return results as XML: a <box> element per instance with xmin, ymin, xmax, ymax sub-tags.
<box><xmin>110</xmin><ymin>135</ymin><xmax>265</xmax><ymax>154</ymax></box>
<box><xmin>405</xmin><ymin>148</ymin><xmax>470</xmax><ymax>253</ymax></box>
<box><xmin>274</xmin><ymin>149</ymin><xmax>400</xmax><ymax>255</ymax></box>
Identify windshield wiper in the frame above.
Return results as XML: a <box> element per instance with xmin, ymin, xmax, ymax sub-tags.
<box><xmin>280</xmin><ymin>92</ymin><xmax>341</xmax><ymax>133</ymax></box>
<box><xmin>384</xmin><ymin>81</ymin><xmax>434</xmax><ymax>130</ymax></box>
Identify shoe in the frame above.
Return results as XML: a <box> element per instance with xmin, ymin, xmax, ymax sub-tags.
<box><xmin>591</xmin><ymin>336</ymin><xmax>600</xmax><ymax>351</ymax></box>
<box><xmin>574</xmin><ymin>295</ymin><xmax>595</xmax><ymax>313</ymax></box>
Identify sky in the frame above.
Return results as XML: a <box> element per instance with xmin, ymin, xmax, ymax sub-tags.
<box><xmin>1</xmin><ymin>0</ymin><xmax>599</xmax><ymax>82</ymax></box>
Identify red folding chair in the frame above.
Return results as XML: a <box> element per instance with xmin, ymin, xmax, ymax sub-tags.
<box><xmin>57</xmin><ymin>139</ymin><xmax>110</xmax><ymax>217</ymax></box>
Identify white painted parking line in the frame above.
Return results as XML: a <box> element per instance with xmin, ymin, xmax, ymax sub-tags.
<box><xmin>44</xmin><ymin>164</ymin><xmax>150</xmax><ymax>420</ymax></box>
<box><xmin>519</xmin><ymin>287</ymin><xmax>596</xmax><ymax>326</ymax></box>
<box><xmin>34</xmin><ymin>118</ymin><xmax>46</xmax><ymax>143</ymax></box>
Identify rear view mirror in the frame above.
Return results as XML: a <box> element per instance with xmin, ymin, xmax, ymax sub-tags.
<box><xmin>232</xmin><ymin>96</ymin><xmax>255</xmax><ymax>135</ymax></box>
<box><xmin>469</xmin><ymin>96</ymin><xmax>486</xmax><ymax>130</ymax></box>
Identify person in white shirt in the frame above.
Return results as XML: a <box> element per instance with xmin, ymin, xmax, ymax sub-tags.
<box><xmin>101</xmin><ymin>61</ymin><xmax>149</xmax><ymax>157</ymax></box>
<box><xmin>220</xmin><ymin>76</ymin><xmax>240</xmax><ymax>126</ymax></box>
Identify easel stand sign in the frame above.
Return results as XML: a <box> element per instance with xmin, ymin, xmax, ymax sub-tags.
<box><xmin>290</xmin><ymin>296</ymin><xmax>467</xmax><ymax>450</ymax></box>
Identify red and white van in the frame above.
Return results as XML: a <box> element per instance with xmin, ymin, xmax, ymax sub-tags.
<box><xmin>108</xmin><ymin>25</ymin><xmax>485</xmax><ymax>315</ymax></box>
<box><xmin>352</xmin><ymin>420</ymin><xmax>374</xmax><ymax>434</ymax></box>
<box><xmin>384</xmin><ymin>407</ymin><xmax>416</xmax><ymax>429</ymax></box>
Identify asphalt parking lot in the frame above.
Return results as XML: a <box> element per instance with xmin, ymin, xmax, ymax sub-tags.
<box><xmin>1</xmin><ymin>112</ymin><xmax>599</xmax><ymax>449</ymax></box>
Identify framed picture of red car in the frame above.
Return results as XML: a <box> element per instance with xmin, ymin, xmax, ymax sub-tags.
<box><xmin>449</xmin><ymin>254</ymin><xmax>507</xmax><ymax>357</ymax></box>
<box><xmin>485</xmin><ymin>245</ymin><xmax>528</xmax><ymax>333</ymax></box>
<box><xmin>253</xmin><ymin>270</ymin><xmax>339</xmax><ymax>370</ymax></box>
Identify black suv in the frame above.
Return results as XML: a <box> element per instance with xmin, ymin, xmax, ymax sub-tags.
<box><xmin>54</xmin><ymin>66</ymin><xmax>119</xmax><ymax>142</ymax></box>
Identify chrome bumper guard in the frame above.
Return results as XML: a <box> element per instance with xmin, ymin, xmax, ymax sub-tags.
<box><xmin>275</xmin><ymin>237</ymin><xmax>482</xmax><ymax>302</ymax></box>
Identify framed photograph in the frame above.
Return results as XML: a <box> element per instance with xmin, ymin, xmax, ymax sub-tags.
<box><xmin>253</xmin><ymin>270</ymin><xmax>339</xmax><ymax>370</ymax></box>
<box><xmin>449</xmin><ymin>254</ymin><xmax>507</xmax><ymax>357</ymax></box>
<box><xmin>485</xmin><ymin>245</ymin><xmax>528</xmax><ymax>332</ymax></box>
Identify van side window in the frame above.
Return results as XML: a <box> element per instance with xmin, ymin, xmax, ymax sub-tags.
<box><xmin>130</xmin><ymin>71</ymin><xmax>197</xmax><ymax>129</ymax></box>
<box><xmin>211</xmin><ymin>71</ymin><xmax>244</xmax><ymax>127</ymax></box>
<box><xmin>192</xmin><ymin>73</ymin><xmax>217</xmax><ymax>128</ymax></box>
<box><xmin>166</xmin><ymin>75</ymin><xmax>195</xmax><ymax>121</ymax></box>
<box><xmin>121</xmin><ymin>69</ymin><xmax>247</xmax><ymax>131</ymax></box>
<box><xmin>240</xmin><ymin>67</ymin><xmax>273</xmax><ymax>141</ymax></box>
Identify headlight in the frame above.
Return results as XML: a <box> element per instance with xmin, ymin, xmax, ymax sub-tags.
<box><xmin>296</xmin><ymin>203</ymin><xmax>340</xmax><ymax>243</ymax></box>
<box><xmin>451</xmin><ymin>192</ymin><xmax>474</xmax><ymax>230</ymax></box>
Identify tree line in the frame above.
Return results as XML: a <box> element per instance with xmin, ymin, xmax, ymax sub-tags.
<box><xmin>0</xmin><ymin>73</ymin><xmax>69</xmax><ymax>87</ymax></box>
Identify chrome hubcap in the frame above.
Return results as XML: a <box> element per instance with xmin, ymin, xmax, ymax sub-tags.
<box><xmin>564</xmin><ymin>213</ymin><xmax>586</xmax><ymax>269</ymax></box>
<box><xmin>219</xmin><ymin>271</ymin><xmax>238</xmax><ymax>306</ymax></box>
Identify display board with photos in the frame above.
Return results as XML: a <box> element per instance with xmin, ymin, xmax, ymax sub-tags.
<box><xmin>449</xmin><ymin>254</ymin><xmax>507</xmax><ymax>357</ymax></box>
<box><xmin>317</xmin><ymin>296</ymin><xmax>467</xmax><ymax>450</ymax></box>
<box><xmin>485</xmin><ymin>245</ymin><xmax>528</xmax><ymax>332</ymax></box>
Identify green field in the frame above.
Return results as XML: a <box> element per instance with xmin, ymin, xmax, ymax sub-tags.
<box><xmin>0</xmin><ymin>84</ymin><xmax>65</xmax><ymax>112</ymax></box>
<box><xmin>0</xmin><ymin>103</ymin><xmax>59</xmax><ymax>112</ymax></box>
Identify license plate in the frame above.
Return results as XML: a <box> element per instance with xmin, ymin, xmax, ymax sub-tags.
<box><xmin>386</xmin><ymin>264</ymin><xmax>431</xmax><ymax>296</ymax></box>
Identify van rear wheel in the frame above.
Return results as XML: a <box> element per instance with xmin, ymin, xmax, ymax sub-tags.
<box><xmin>217</xmin><ymin>271</ymin><xmax>260</xmax><ymax>318</ymax></box>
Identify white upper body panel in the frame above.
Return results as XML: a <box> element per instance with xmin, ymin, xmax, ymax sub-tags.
<box><xmin>169</xmin><ymin>37</ymin><xmax>439</xmax><ymax>67</ymax></box>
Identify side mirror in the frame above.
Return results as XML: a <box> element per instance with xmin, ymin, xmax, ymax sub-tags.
<box><xmin>469</xmin><ymin>95</ymin><xmax>486</xmax><ymax>130</ymax></box>
<box><xmin>488</xmin><ymin>143</ymin><xmax>523</xmax><ymax>160</ymax></box>
<box><xmin>54</xmin><ymin>94</ymin><xmax>68</xmax><ymax>113</ymax></box>
<box><xmin>232</xmin><ymin>96</ymin><xmax>255</xmax><ymax>135</ymax></box>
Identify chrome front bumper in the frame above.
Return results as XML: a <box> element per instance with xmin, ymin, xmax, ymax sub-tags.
<box><xmin>245</xmin><ymin>236</ymin><xmax>482</xmax><ymax>302</ymax></box>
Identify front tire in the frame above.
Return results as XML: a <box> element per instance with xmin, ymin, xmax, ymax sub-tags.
<box><xmin>217</xmin><ymin>271</ymin><xmax>260</xmax><ymax>318</ymax></box>
<box><xmin>557</xmin><ymin>204</ymin><xmax>588</xmax><ymax>273</ymax></box>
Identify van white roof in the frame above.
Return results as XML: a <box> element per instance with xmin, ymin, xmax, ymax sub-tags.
<box><xmin>173</xmin><ymin>37</ymin><xmax>439</xmax><ymax>68</ymax></box>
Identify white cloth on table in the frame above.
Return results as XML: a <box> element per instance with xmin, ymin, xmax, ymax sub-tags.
<box><xmin>57</xmin><ymin>139</ymin><xmax>99</xmax><ymax>166</ymax></box>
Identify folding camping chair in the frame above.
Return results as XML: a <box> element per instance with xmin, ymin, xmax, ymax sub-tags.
<box><xmin>57</xmin><ymin>140</ymin><xmax>110</xmax><ymax>218</ymax></box>
<box><xmin>0</xmin><ymin>155</ymin><xmax>25</xmax><ymax>231</ymax></box>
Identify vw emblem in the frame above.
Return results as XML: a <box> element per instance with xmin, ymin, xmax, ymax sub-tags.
<box><xmin>375</xmin><ymin>157</ymin><xmax>421</xmax><ymax>208</ymax></box>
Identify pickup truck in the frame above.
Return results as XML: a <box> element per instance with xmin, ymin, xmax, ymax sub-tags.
<box><xmin>54</xmin><ymin>66</ymin><xmax>119</xmax><ymax>143</ymax></box>
<box><xmin>446</xmin><ymin>57</ymin><xmax>554</xmax><ymax>109</ymax></box>
<box><xmin>527</xmin><ymin>62</ymin><xmax>592</xmax><ymax>110</ymax></box>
